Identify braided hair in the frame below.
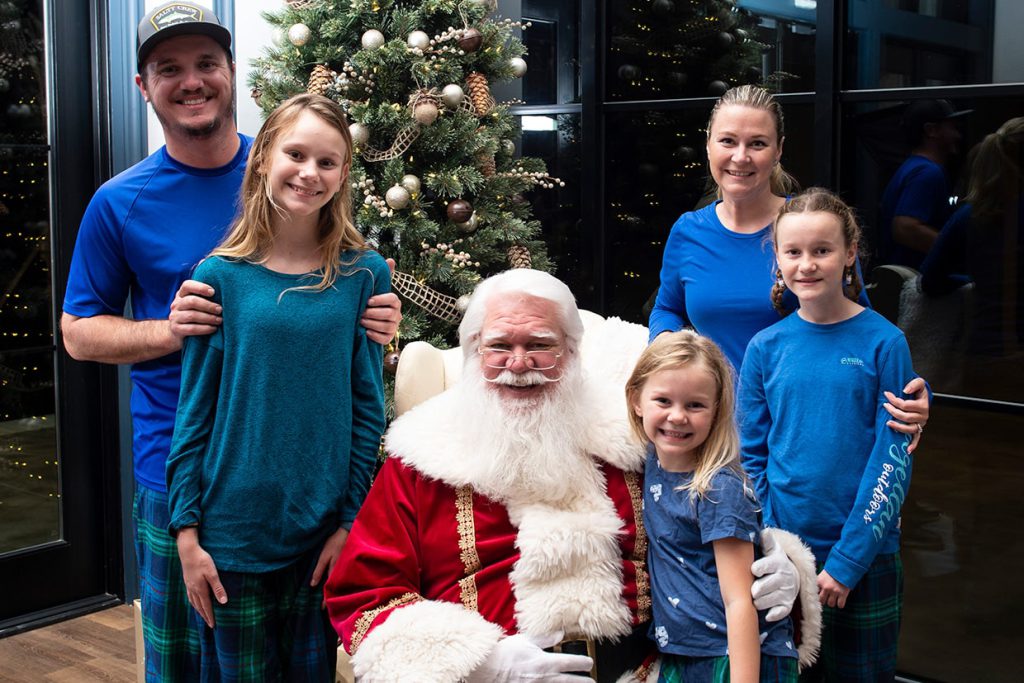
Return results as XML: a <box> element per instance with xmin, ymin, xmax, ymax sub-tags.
<box><xmin>770</xmin><ymin>188</ymin><xmax>865</xmax><ymax>316</ymax></box>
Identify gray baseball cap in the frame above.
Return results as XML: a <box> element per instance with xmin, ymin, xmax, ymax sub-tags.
<box><xmin>137</xmin><ymin>3</ymin><xmax>232</xmax><ymax>73</ymax></box>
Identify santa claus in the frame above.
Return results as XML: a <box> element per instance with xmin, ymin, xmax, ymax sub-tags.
<box><xmin>325</xmin><ymin>269</ymin><xmax>815</xmax><ymax>682</ymax></box>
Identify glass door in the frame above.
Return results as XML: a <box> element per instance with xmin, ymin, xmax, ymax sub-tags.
<box><xmin>0</xmin><ymin>0</ymin><xmax>122</xmax><ymax>633</ymax></box>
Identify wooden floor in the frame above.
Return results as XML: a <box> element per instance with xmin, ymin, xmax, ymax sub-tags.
<box><xmin>0</xmin><ymin>605</ymin><xmax>136</xmax><ymax>682</ymax></box>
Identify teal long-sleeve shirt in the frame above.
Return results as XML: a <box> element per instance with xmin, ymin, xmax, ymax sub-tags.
<box><xmin>738</xmin><ymin>308</ymin><xmax>916</xmax><ymax>590</ymax></box>
<box><xmin>166</xmin><ymin>252</ymin><xmax>389</xmax><ymax>572</ymax></box>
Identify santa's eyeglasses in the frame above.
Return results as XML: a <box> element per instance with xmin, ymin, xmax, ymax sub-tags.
<box><xmin>477</xmin><ymin>346</ymin><xmax>563</xmax><ymax>370</ymax></box>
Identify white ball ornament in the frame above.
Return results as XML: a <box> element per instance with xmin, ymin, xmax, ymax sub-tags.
<box><xmin>502</xmin><ymin>139</ymin><xmax>516</xmax><ymax>156</ymax></box>
<box><xmin>510</xmin><ymin>57</ymin><xmax>528</xmax><ymax>78</ymax></box>
<box><xmin>385</xmin><ymin>185</ymin><xmax>411</xmax><ymax>210</ymax></box>
<box><xmin>349</xmin><ymin>122</ymin><xmax>370</xmax><ymax>146</ymax></box>
<box><xmin>441</xmin><ymin>84</ymin><xmax>465</xmax><ymax>108</ymax></box>
<box><xmin>361</xmin><ymin>29</ymin><xmax>385</xmax><ymax>51</ymax></box>
<box><xmin>407</xmin><ymin>30</ymin><xmax>430</xmax><ymax>51</ymax></box>
<box><xmin>287</xmin><ymin>23</ymin><xmax>311</xmax><ymax>47</ymax></box>
<box><xmin>413</xmin><ymin>100</ymin><xmax>439</xmax><ymax>125</ymax></box>
<box><xmin>400</xmin><ymin>174</ymin><xmax>421</xmax><ymax>196</ymax></box>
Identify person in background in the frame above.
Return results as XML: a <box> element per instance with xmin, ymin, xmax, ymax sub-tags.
<box><xmin>878</xmin><ymin>98</ymin><xmax>968</xmax><ymax>269</ymax></box>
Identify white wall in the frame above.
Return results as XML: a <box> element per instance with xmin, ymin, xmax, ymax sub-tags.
<box><xmin>993</xmin><ymin>0</ymin><xmax>1024</xmax><ymax>84</ymax></box>
<box><xmin>144</xmin><ymin>0</ymin><xmax>278</xmax><ymax>153</ymax></box>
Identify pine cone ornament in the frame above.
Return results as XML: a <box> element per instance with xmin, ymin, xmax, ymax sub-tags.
<box><xmin>465</xmin><ymin>72</ymin><xmax>493</xmax><ymax>116</ymax></box>
<box><xmin>477</xmin><ymin>150</ymin><xmax>496</xmax><ymax>177</ymax></box>
<box><xmin>508</xmin><ymin>244</ymin><xmax>533</xmax><ymax>269</ymax></box>
<box><xmin>307</xmin><ymin>65</ymin><xmax>335</xmax><ymax>96</ymax></box>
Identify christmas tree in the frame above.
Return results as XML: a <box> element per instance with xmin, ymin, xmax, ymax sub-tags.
<box><xmin>608</xmin><ymin>0</ymin><xmax>774</xmax><ymax>101</ymax></box>
<box><xmin>250</xmin><ymin>0</ymin><xmax>562</xmax><ymax>351</ymax></box>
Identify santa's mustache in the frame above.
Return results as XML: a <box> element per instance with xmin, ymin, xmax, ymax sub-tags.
<box><xmin>483</xmin><ymin>368</ymin><xmax>562</xmax><ymax>385</ymax></box>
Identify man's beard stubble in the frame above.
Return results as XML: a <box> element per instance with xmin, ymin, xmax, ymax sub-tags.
<box><xmin>152</xmin><ymin>86</ymin><xmax>236</xmax><ymax>141</ymax></box>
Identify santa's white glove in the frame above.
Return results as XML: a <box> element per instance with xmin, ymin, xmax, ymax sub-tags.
<box><xmin>464</xmin><ymin>631</ymin><xmax>594</xmax><ymax>683</ymax></box>
<box><xmin>751</xmin><ymin>527</ymin><xmax>800</xmax><ymax>622</ymax></box>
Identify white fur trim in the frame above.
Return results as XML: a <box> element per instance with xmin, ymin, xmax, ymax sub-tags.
<box><xmin>350</xmin><ymin>600</ymin><xmax>503</xmax><ymax>682</ymax></box>
<box><xmin>385</xmin><ymin>374</ymin><xmax>644</xmax><ymax>491</ymax></box>
<box><xmin>770</xmin><ymin>528</ymin><xmax>822</xmax><ymax>669</ymax></box>
<box><xmin>508</xmin><ymin>498</ymin><xmax>633</xmax><ymax>640</ymax></box>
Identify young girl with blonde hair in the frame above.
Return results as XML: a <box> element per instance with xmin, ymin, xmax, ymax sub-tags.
<box><xmin>741</xmin><ymin>188</ymin><xmax>916</xmax><ymax>681</ymax></box>
<box><xmin>166</xmin><ymin>93</ymin><xmax>390</xmax><ymax>680</ymax></box>
<box><xmin>626</xmin><ymin>330</ymin><xmax>802</xmax><ymax>683</ymax></box>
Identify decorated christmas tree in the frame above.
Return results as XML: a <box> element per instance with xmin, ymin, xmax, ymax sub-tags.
<box><xmin>249</xmin><ymin>0</ymin><xmax>562</xmax><ymax>354</ymax></box>
<box><xmin>608</xmin><ymin>0</ymin><xmax>775</xmax><ymax>100</ymax></box>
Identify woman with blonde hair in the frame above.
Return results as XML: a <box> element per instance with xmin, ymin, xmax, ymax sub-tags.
<box><xmin>648</xmin><ymin>84</ymin><xmax>930</xmax><ymax>451</ymax></box>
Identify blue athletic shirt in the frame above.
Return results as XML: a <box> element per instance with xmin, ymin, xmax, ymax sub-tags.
<box><xmin>739</xmin><ymin>308</ymin><xmax>916</xmax><ymax>589</ymax></box>
<box><xmin>649</xmin><ymin>201</ymin><xmax>870</xmax><ymax>373</ymax></box>
<box><xmin>63</xmin><ymin>134</ymin><xmax>253</xmax><ymax>492</ymax></box>
<box><xmin>879</xmin><ymin>155</ymin><xmax>952</xmax><ymax>269</ymax></box>
<box><xmin>643</xmin><ymin>448</ymin><xmax>797</xmax><ymax>659</ymax></box>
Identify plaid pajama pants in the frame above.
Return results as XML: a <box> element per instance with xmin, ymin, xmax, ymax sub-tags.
<box><xmin>800</xmin><ymin>552</ymin><xmax>904</xmax><ymax>683</ymax></box>
<box><xmin>134</xmin><ymin>485</ymin><xmax>200</xmax><ymax>682</ymax></box>
<box><xmin>195</xmin><ymin>541</ymin><xmax>338</xmax><ymax>682</ymax></box>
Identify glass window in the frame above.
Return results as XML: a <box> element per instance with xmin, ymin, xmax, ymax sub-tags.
<box><xmin>517</xmin><ymin>114</ymin><xmax>588</xmax><ymax>301</ymax></box>
<box><xmin>840</xmin><ymin>95</ymin><xmax>1024</xmax><ymax>404</ymax></box>
<box><xmin>899</xmin><ymin>406</ymin><xmax>1023</xmax><ymax>681</ymax></box>
<box><xmin>0</xmin><ymin>0</ymin><xmax>59</xmax><ymax>554</ymax></box>
<box><xmin>494</xmin><ymin>0</ymin><xmax>580</xmax><ymax>106</ymax></box>
<box><xmin>602</xmin><ymin>104</ymin><xmax>814</xmax><ymax>323</ymax></box>
<box><xmin>605</xmin><ymin>0</ymin><xmax>816</xmax><ymax>102</ymax></box>
<box><xmin>847</xmin><ymin>0</ymin><xmax>1024</xmax><ymax>88</ymax></box>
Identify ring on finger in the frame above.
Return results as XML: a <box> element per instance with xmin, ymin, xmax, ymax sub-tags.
<box><xmin>916</xmin><ymin>423</ymin><xmax>924</xmax><ymax>434</ymax></box>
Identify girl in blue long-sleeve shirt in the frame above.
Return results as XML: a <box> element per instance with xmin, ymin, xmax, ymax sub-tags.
<box><xmin>739</xmin><ymin>188</ymin><xmax>916</xmax><ymax>682</ymax></box>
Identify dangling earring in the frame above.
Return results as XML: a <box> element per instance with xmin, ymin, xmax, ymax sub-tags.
<box><xmin>844</xmin><ymin>267</ymin><xmax>853</xmax><ymax>287</ymax></box>
<box><xmin>776</xmin><ymin>268</ymin><xmax>785</xmax><ymax>287</ymax></box>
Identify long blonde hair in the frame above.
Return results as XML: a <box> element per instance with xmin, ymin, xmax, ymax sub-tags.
<box><xmin>706</xmin><ymin>84</ymin><xmax>799</xmax><ymax>198</ymax></box>
<box><xmin>213</xmin><ymin>93</ymin><xmax>365</xmax><ymax>291</ymax></box>
<box><xmin>625</xmin><ymin>330</ymin><xmax>743</xmax><ymax>500</ymax></box>
<box><xmin>965</xmin><ymin>116</ymin><xmax>1024</xmax><ymax>224</ymax></box>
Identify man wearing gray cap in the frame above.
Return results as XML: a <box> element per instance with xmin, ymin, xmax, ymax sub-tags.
<box><xmin>61</xmin><ymin>4</ymin><xmax>400</xmax><ymax>679</ymax></box>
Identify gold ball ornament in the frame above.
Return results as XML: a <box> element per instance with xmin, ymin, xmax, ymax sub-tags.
<box><xmin>501</xmin><ymin>139</ymin><xmax>516</xmax><ymax>156</ymax></box>
<box><xmin>456</xmin><ymin>212</ymin><xmax>479</xmax><ymax>234</ymax></box>
<box><xmin>407</xmin><ymin>30</ymin><xmax>430</xmax><ymax>51</ymax></box>
<box><xmin>441</xmin><ymin>84</ymin><xmax>465</xmax><ymax>108</ymax></box>
<box><xmin>287</xmin><ymin>23</ymin><xmax>311</xmax><ymax>46</ymax></box>
<box><xmin>349</xmin><ymin>122</ymin><xmax>370</xmax><ymax>146</ymax></box>
<box><xmin>458</xmin><ymin>28</ymin><xmax>483</xmax><ymax>53</ymax></box>
<box><xmin>385</xmin><ymin>185</ymin><xmax>411</xmax><ymax>210</ymax></box>
<box><xmin>383</xmin><ymin>349</ymin><xmax>401</xmax><ymax>376</ymax></box>
<box><xmin>400</xmin><ymin>174</ymin><xmax>421</xmax><ymax>196</ymax></box>
<box><xmin>446</xmin><ymin>199</ymin><xmax>473</xmax><ymax>223</ymax></box>
<box><xmin>509</xmin><ymin>57</ymin><xmax>528</xmax><ymax>78</ymax></box>
<box><xmin>413</xmin><ymin>100</ymin><xmax>439</xmax><ymax>125</ymax></box>
<box><xmin>361</xmin><ymin>29</ymin><xmax>385</xmax><ymax>51</ymax></box>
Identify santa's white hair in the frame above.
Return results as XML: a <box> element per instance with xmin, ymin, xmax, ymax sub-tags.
<box><xmin>458</xmin><ymin>269</ymin><xmax>585</xmax><ymax>362</ymax></box>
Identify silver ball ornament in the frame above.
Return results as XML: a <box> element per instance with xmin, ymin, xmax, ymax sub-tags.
<box><xmin>501</xmin><ymin>139</ymin><xmax>516</xmax><ymax>156</ymax></box>
<box><xmin>441</xmin><ymin>84</ymin><xmax>465</xmax><ymax>108</ymax></box>
<box><xmin>456</xmin><ymin>212</ymin><xmax>479</xmax><ymax>234</ymax></box>
<box><xmin>400</xmin><ymin>174</ymin><xmax>421</xmax><ymax>196</ymax></box>
<box><xmin>385</xmin><ymin>185</ymin><xmax>411</xmax><ymax>210</ymax></box>
<box><xmin>287</xmin><ymin>23</ymin><xmax>311</xmax><ymax>47</ymax></box>
<box><xmin>407</xmin><ymin>30</ymin><xmax>430</xmax><ymax>51</ymax></box>
<box><xmin>349</xmin><ymin>122</ymin><xmax>370</xmax><ymax>146</ymax></box>
<box><xmin>361</xmin><ymin>29</ymin><xmax>385</xmax><ymax>51</ymax></box>
<box><xmin>509</xmin><ymin>57</ymin><xmax>528</xmax><ymax>78</ymax></box>
<box><xmin>456</xmin><ymin>294</ymin><xmax>472</xmax><ymax>312</ymax></box>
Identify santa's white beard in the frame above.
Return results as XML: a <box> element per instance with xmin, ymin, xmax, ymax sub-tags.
<box><xmin>457</xmin><ymin>360</ymin><xmax>598</xmax><ymax>506</ymax></box>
